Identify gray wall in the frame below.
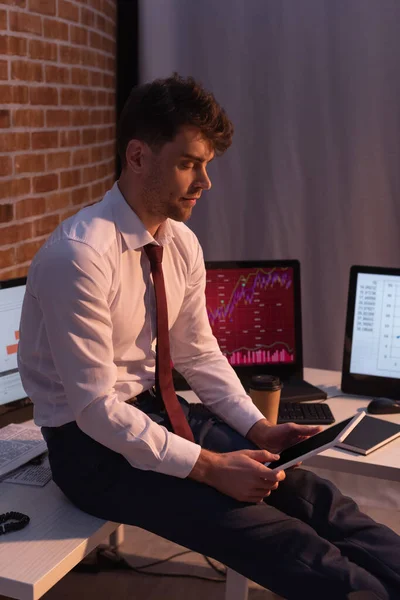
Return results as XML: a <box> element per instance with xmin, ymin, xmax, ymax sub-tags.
<box><xmin>139</xmin><ymin>0</ymin><xmax>400</xmax><ymax>371</ymax></box>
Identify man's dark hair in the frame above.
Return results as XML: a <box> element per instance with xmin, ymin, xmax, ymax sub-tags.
<box><xmin>117</xmin><ymin>73</ymin><xmax>234</xmax><ymax>167</ymax></box>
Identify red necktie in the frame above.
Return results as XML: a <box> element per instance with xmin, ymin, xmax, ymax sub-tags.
<box><xmin>144</xmin><ymin>244</ymin><xmax>195</xmax><ymax>442</ymax></box>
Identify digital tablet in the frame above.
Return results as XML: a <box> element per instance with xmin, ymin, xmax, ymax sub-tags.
<box><xmin>265</xmin><ymin>412</ymin><xmax>365</xmax><ymax>471</ymax></box>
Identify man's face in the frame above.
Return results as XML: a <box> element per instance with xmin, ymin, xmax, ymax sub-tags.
<box><xmin>141</xmin><ymin>126</ymin><xmax>214</xmax><ymax>223</ymax></box>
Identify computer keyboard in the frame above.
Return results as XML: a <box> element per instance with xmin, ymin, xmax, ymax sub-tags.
<box><xmin>278</xmin><ymin>402</ymin><xmax>335</xmax><ymax>425</ymax></box>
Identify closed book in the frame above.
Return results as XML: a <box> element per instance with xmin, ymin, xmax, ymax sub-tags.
<box><xmin>336</xmin><ymin>415</ymin><xmax>400</xmax><ymax>455</ymax></box>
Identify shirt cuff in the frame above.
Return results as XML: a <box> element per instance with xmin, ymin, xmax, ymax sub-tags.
<box><xmin>216</xmin><ymin>396</ymin><xmax>267</xmax><ymax>438</ymax></box>
<box><xmin>153</xmin><ymin>433</ymin><xmax>202</xmax><ymax>479</ymax></box>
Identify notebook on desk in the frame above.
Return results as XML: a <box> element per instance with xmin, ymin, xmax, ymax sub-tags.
<box><xmin>173</xmin><ymin>260</ymin><xmax>327</xmax><ymax>403</ymax></box>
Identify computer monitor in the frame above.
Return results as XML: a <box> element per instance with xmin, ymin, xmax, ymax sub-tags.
<box><xmin>204</xmin><ymin>260</ymin><xmax>304</xmax><ymax>382</ymax></box>
<box><xmin>0</xmin><ymin>277</ymin><xmax>31</xmax><ymax>424</ymax></box>
<box><xmin>342</xmin><ymin>265</ymin><xmax>400</xmax><ymax>399</ymax></box>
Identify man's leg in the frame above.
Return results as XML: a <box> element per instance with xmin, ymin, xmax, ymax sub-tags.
<box><xmin>42</xmin><ymin>401</ymin><xmax>399</xmax><ymax>599</ymax></box>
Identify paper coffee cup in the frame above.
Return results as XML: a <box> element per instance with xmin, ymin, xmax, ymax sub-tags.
<box><xmin>249</xmin><ymin>375</ymin><xmax>283</xmax><ymax>425</ymax></box>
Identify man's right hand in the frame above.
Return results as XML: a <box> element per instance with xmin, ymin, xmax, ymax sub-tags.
<box><xmin>188</xmin><ymin>448</ymin><xmax>286</xmax><ymax>503</ymax></box>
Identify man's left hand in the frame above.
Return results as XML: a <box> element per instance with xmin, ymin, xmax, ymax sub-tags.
<box><xmin>246</xmin><ymin>418</ymin><xmax>323</xmax><ymax>454</ymax></box>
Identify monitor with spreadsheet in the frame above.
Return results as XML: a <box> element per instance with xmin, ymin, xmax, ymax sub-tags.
<box><xmin>342</xmin><ymin>265</ymin><xmax>400</xmax><ymax>400</ymax></box>
<box><xmin>0</xmin><ymin>277</ymin><xmax>29</xmax><ymax>417</ymax></box>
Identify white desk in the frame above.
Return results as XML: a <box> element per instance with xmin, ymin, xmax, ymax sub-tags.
<box><xmin>0</xmin><ymin>368</ymin><xmax>399</xmax><ymax>600</ymax></box>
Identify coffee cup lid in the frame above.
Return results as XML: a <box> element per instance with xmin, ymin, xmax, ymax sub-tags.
<box><xmin>249</xmin><ymin>374</ymin><xmax>283</xmax><ymax>391</ymax></box>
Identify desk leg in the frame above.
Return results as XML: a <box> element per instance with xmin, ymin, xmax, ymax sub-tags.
<box><xmin>225</xmin><ymin>568</ymin><xmax>249</xmax><ymax>600</ymax></box>
<box><xmin>109</xmin><ymin>524</ymin><xmax>125</xmax><ymax>549</ymax></box>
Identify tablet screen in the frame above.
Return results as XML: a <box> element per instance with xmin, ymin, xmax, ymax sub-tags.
<box><xmin>266</xmin><ymin>417</ymin><xmax>353</xmax><ymax>470</ymax></box>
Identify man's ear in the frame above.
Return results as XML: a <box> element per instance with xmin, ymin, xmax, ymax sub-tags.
<box><xmin>125</xmin><ymin>139</ymin><xmax>147</xmax><ymax>174</ymax></box>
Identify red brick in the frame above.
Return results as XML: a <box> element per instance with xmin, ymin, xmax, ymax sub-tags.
<box><xmin>46</xmin><ymin>109</ymin><xmax>70</xmax><ymax>128</ymax></box>
<box><xmin>44</xmin><ymin>65</ymin><xmax>69</xmax><ymax>85</ymax></box>
<box><xmin>96</xmin><ymin>13</ymin><xmax>115</xmax><ymax>37</ymax></box>
<box><xmin>0</xmin><ymin>36</ymin><xmax>27</xmax><ymax>56</ymax></box>
<box><xmin>83</xmin><ymin>49</ymin><xmax>97</xmax><ymax>68</ymax></box>
<box><xmin>9</xmin><ymin>11</ymin><xmax>42</xmax><ymax>35</ymax></box>
<box><xmin>59</xmin><ymin>46</ymin><xmax>82</xmax><ymax>66</ymax></box>
<box><xmin>97</xmin><ymin>90</ymin><xmax>108</xmax><ymax>106</ymax></box>
<box><xmin>0</xmin><ymin>178</ymin><xmax>31</xmax><ymax>200</ymax></box>
<box><xmin>81</xmin><ymin>7</ymin><xmax>95</xmax><ymax>27</ymax></box>
<box><xmin>102</xmin><ymin>0</ymin><xmax>116</xmax><ymax>21</ymax></box>
<box><xmin>90</xmin><ymin>109</ymin><xmax>103</xmax><ymax>126</ymax></box>
<box><xmin>0</xmin><ymin>204</ymin><xmax>13</xmax><ymax>223</ymax></box>
<box><xmin>59</xmin><ymin>0</ymin><xmax>79</xmax><ymax>22</ymax></box>
<box><xmin>90</xmin><ymin>71</ymin><xmax>103</xmax><ymax>88</ymax></box>
<box><xmin>81</xmin><ymin>128</ymin><xmax>96</xmax><ymax>145</ymax></box>
<box><xmin>72</xmin><ymin>148</ymin><xmax>91</xmax><ymax>166</ymax></box>
<box><xmin>45</xmin><ymin>190</ymin><xmax>70</xmax><ymax>212</ymax></box>
<box><xmin>30</xmin><ymin>86</ymin><xmax>58</xmax><ymax>105</ymax></box>
<box><xmin>16</xmin><ymin>240</ymin><xmax>43</xmax><ymax>264</ymax></box>
<box><xmin>81</xmin><ymin>89</ymin><xmax>96</xmax><ymax>106</ymax></box>
<box><xmin>60</xmin><ymin>88</ymin><xmax>81</xmax><ymax>106</ymax></box>
<box><xmin>91</xmin><ymin>145</ymin><xmax>106</xmax><ymax>162</ymax></box>
<box><xmin>70</xmin><ymin>25</ymin><xmax>88</xmax><ymax>46</ymax></box>
<box><xmin>103</xmin><ymin>73</ymin><xmax>114</xmax><ymax>89</ymax></box>
<box><xmin>0</xmin><ymin>156</ymin><xmax>12</xmax><ymax>177</ymax></box>
<box><xmin>71</xmin><ymin>109</ymin><xmax>89</xmax><ymax>126</ymax></box>
<box><xmin>96</xmin><ymin>54</ymin><xmax>106</xmax><ymax>71</ymax></box>
<box><xmin>28</xmin><ymin>0</ymin><xmax>56</xmax><ymax>15</ymax></box>
<box><xmin>15</xmin><ymin>196</ymin><xmax>45</xmax><ymax>219</ymax></box>
<box><xmin>60</xmin><ymin>168</ymin><xmax>81</xmax><ymax>189</ymax></box>
<box><xmin>11</xmin><ymin>60</ymin><xmax>43</xmax><ymax>82</ymax></box>
<box><xmin>13</xmin><ymin>109</ymin><xmax>44</xmax><ymax>128</ymax></box>
<box><xmin>33</xmin><ymin>214</ymin><xmax>59</xmax><ymax>237</ymax></box>
<box><xmin>0</xmin><ymin>110</ymin><xmax>10</xmax><ymax>128</ymax></box>
<box><xmin>32</xmin><ymin>130</ymin><xmax>58</xmax><ymax>150</ymax></box>
<box><xmin>15</xmin><ymin>153</ymin><xmax>45</xmax><ymax>174</ymax></box>
<box><xmin>0</xmin><ymin>60</ymin><xmax>8</xmax><ymax>80</ymax></box>
<box><xmin>43</xmin><ymin>18</ymin><xmax>68</xmax><ymax>41</ymax></box>
<box><xmin>0</xmin><ymin>0</ymin><xmax>26</xmax><ymax>6</ymax></box>
<box><xmin>71</xmin><ymin>67</ymin><xmax>89</xmax><ymax>86</ymax></box>
<box><xmin>32</xmin><ymin>173</ymin><xmax>58</xmax><ymax>193</ymax></box>
<box><xmin>71</xmin><ymin>185</ymin><xmax>90</xmax><ymax>205</ymax></box>
<box><xmin>0</xmin><ymin>248</ymin><xmax>16</xmax><ymax>270</ymax></box>
<box><xmin>0</xmin><ymin>84</ymin><xmax>29</xmax><ymax>104</ymax></box>
<box><xmin>81</xmin><ymin>164</ymin><xmax>97</xmax><ymax>183</ymax></box>
<box><xmin>0</xmin><ymin>132</ymin><xmax>30</xmax><ymax>152</ymax></box>
<box><xmin>29</xmin><ymin>39</ymin><xmax>58</xmax><ymax>61</ymax></box>
<box><xmin>91</xmin><ymin>180</ymin><xmax>105</xmax><ymax>201</ymax></box>
<box><xmin>0</xmin><ymin>10</ymin><xmax>6</xmax><ymax>29</ymax></box>
<box><xmin>60</xmin><ymin>130</ymin><xmax>80</xmax><ymax>147</ymax></box>
<box><xmin>46</xmin><ymin>151</ymin><xmax>70</xmax><ymax>170</ymax></box>
<box><xmin>106</xmin><ymin>56</ymin><xmax>114</xmax><ymax>72</ymax></box>
<box><xmin>0</xmin><ymin>222</ymin><xmax>32</xmax><ymax>246</ymax></box>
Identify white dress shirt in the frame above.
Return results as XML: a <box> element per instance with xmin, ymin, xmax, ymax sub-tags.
<box><xmin>17</xmin><ymin>182</ymin><xmax>265</xmax><ymax>478</ymax></box>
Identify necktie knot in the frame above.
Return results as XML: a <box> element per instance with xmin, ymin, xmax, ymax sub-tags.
<box><xmin>144</xmin><ymin>243</ymin><xmax>163</xmax><ymax>265</ymax></box>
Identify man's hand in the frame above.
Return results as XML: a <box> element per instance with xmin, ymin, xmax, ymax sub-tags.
<box><xmin>246</xmin><ymin>418</ymin><xmax>323</xmax><ymax>454</ymax></box>
<box><xmin>188</xmin><ymin>448</ymin><xmax>286</xmax><ymax>503</ymax></box>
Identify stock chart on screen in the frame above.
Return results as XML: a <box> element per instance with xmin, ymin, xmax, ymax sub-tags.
<box><xmin>205</xmin><ymin>267</ymin><xmax>296</xmax><ymax>366</ymax></box>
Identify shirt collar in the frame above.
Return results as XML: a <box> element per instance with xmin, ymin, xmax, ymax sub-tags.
<box><xmin>109</xmin><ymin>181</ymin><xmax>175</xmax><ymax>250</ymax></box>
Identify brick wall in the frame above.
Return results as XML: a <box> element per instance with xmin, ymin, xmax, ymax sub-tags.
<box><xmin>0</xmin><ymin>0</ymin><xmax>117</xmax><ymax>280</ymax></box>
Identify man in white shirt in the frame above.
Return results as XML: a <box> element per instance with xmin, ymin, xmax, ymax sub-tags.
<box><xmin>18</xmin><ymin>74</ymin><xmax>400</xmax><ymax>600</ymax></box>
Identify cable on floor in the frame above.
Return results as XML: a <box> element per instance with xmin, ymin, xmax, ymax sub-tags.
<box><xmin>73</xmin><ymin>546</ymin><xmax>227</xmax><ymax>583</ymax></box>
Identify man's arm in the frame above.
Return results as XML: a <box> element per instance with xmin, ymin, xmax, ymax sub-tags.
<box><xmin>169</xmin><ymin>240</ymin><xmax>267</xmax><ymax>437</ymax></box>
<box><xmin>28</xmin><ymin>239</ymin><xmax>201</xmax><ymax>478</ymax></box>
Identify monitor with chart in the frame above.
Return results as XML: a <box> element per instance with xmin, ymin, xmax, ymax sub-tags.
<box><xmin>342</xmin><ymin>265</ymin><xmax>400</xmax><ymax>400</ymax></box>
<box><xmin>0</xmin><ymin>277</ymin><xmax>28</xmax><ymax>416</ymax></box>
<box><xmin>174</xmin><ymin>260</ymin><xmax>327</xmax><ymax>402</ymax></box>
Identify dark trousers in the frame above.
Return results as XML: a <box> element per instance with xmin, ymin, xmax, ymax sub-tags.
<box><xmin>42</xmin><ymin>394</ymin><xmax>400</xmax><ymax>600</ymax></box>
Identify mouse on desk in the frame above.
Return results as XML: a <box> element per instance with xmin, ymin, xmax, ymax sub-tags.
<box><xmin>367</xmin><ymin>398</ymin><xmax>400</xmax><ymax>414</ymax></box>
